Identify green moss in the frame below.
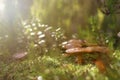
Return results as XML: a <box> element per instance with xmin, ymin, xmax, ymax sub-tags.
<box><xmin>0</xmin><ymin>49</ymin><xmax>120</xmax><ymax>80</ymax></box>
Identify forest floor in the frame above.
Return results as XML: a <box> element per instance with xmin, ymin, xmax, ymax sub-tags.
<box><xmin>0</xmin><ymin>49</ymin><xmax>120</xmax><ymax>80</ymax></box>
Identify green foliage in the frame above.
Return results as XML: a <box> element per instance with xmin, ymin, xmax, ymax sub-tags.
<box><xmin>31</xmin><ymin>0</ymin><xmax>99</xmax><ymax>36</ymax></box>
<box><xmin>1</xmin><ymin>51</ymin><xmax>120</xmax><ymax>80</ymax></box>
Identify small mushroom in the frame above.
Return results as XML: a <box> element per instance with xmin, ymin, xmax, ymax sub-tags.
<box><xmin>61</xmin><ymin>39</ymin><xmax>86</xmax><ymax>49</ymax></box>
<box><xmin>68</xmin><ymin>39</ymin><xmax>86</xmax><ymax>44</ymax></box>
<box><xmin>12</xmin><ymin>52</ymin><xmax>28</xmax><ymax>60</ymax></box>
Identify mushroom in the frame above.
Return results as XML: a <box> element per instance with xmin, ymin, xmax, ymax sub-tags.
<box><xmin>61</xmin><ymin>39</ymin><xmax>87</xmax><ymax>49</ymax></box>
<box><xmin>65</xmin><ymin>46</ymin><xmax>109</xmax><ymax>54</ymax></box>
<box><xmin>12</xmin><ymin>52</ymin><xmax>28</xmax><ymax>60</ymax></box>
<box><xmin>61</xmin><ymin>39</ymin><xmax>110</xmax><ymax>72</ymax></box>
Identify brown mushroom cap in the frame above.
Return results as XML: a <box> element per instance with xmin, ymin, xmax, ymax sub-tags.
<box><xmin>65</xmin><ymin>46</ymin><xmax>109</xmax><ymax>54</ymax></box>
<box><xmin>61</xmin><ymin>39</ymin><xmax>110</xmax><ymax>57</ymax></box>
<box><xmin>61</xmin><ymin>39</ymin><xmax>110</xmax><ymax>73</ymax></box>
<box><xmin>68</xmin><ymin>39</ymin><xmax>86</xmax><ymax>44</ymax></box>
<box><xmin>61</xmin><ymin>39</ymin><xmax>86</xmax><ymax>49</ymax></box>
<box><xmin>12</xmin><ymin>52</ymin><xmax>28</xmax><ymax>60</ymax></box>
<box><xmin>62</xmin><ymin>43</ymin><xmax>82</xmax><ymax>49</ymax></box>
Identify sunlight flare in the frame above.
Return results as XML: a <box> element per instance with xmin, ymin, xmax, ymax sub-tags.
<box><xmin>0</xmin><ymin>0</ymin><xmax>5</xmax><ymax>12</ymax></box>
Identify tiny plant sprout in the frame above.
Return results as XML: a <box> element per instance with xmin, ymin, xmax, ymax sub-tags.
<box><xmin>24</xmin><ymin>25</ymin><xmax>31</xmax><ymax>28</ymax></box>
<box><xmin>29</xmin><ymin>28</ymin><xmax>33</xmax><ymax>32</ymax></box>
<box><xmin>41</xmin><ymin>24</ymin><xmax>45</xmax><ymax>27</ymax></box>
<box><xmin>36</xmin><ymin>18</ymin><xmax>40</xmax><ymax>22</ymax></box>
<box><xmin>117</xmin><ymin>32</ymin><xmax>120</xmax><ymax>37</ymax></box>
<box><xmin>62</xmin><ymin>41</ymin><xmax>68</xmax><ymax>45</ymax></box>
<box><xmin>22</xmin><ymin>21</ymin><xmax>27</xmax><ymax>26</ymax></box>
<box><xmin>32</xmin><ymin>23</ymin><xmax>36</xmax><ymax>26</ymax></box>
<box><xmin>38</xmin><ymin>23</ymin><xmax>41</xmax><ymax>27</ymax></box>
<box><xmin>56</xmin><ymin>27</ymin><xmax>61</xmax><ymax>31</ymax></box>
<box><xmin>5</xmin><ymin>35</ymin><xmax>8</xmax><ymax>38</ymax></box>
<box><xmin>105</xmin><ymin>39</ymin><xmax>109</xmax><ymax>43</ymax></box>
<box><xmin>34</xmin><ymin>44</ymin><xmax>38</xmax><ymax>47</ymax></box>
<box><xmin>45</xmin><ymin>25</ymin><xmax>48</xmax><ymax>27</ymax></box>
<box><xmin>38</xmin><ymin>40</ymin><xmax>45</xmax><ymax>44</ymax></box>
<box><xmin>33</xmin><ymin>27</ymin><xmax>37</xmax><ymax>30</ymax></box>
<box><xmin>37</xmin><ymin>31</ymin><xmax>42</xmax><ymax>35</ymax></box>
<box><xmin>37</xmin><ymin>76</ymin><xmax>42</xmax><ymax>80</ymax></box>
<box><xmin>30</xmin><ymin>32</ymin><xmax>35</xmax><ymax>36</ymax></box>
<box><xmin>38</xmin><ymin>34</ymin><xmax>45</xmax><ymax>38</ymax></box>
<box><xmin>44</xmin><ymin>27</ymin><xmax>52</xmax><ymax>32</ymax></box>
<box><xmin>51</xmin><ymin>34</ymin><xmax>55</xmax><ymax>37</ymax></box>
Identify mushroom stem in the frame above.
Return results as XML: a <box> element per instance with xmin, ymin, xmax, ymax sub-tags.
<box><xmin>94</xmin><ymin>59</ymin><xmax>106</xmax><ymax>73</ymax></box>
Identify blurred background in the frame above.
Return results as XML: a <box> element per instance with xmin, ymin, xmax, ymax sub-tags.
<box><xmin>0</xmin><ymin>0</ymin><xmax>120</xmax><ymax>53</ymax></box>
<box><xmin>0</xmin><ymin>0</ymin><xmax>120</xmax><ymax>80</ymax></box>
